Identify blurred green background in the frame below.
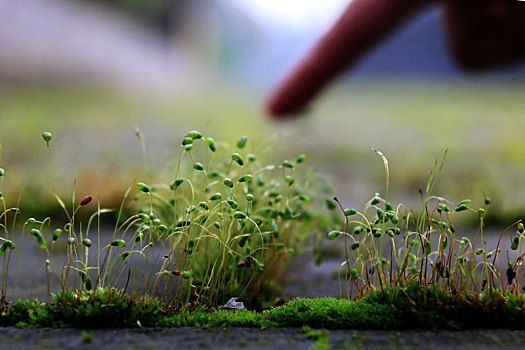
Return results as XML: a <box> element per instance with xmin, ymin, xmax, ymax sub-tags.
<box><xmin>0</xmin><ymin>0</ymin><xmax>524</xmax><ymax>225</ymax></box>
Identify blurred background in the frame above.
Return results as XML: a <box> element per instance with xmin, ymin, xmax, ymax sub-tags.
<box><xmin>0</xmin><ymin>0</ymin><xmax>524</xmax><ymax>224</ymax></box>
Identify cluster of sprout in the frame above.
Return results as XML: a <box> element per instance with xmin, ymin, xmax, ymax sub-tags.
<box><xmin>0</xmin><ymin>130</ymin><xmax>331</xmax><ymax>309</ymax></box>
<box><xmin>329</xmin><ymin>150</ymin><xmax>525</xmax><ymax>299</ymax></box>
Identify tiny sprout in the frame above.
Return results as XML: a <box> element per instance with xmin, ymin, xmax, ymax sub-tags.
<box><xmin>181</xmin><ymin>271</ymin><xmax>191</xmax><ymax>279</ymax></box>
<box><xmin>42</xmin><ymin>131</ymin><xmax>52</xmax><ymax>147</ymax></box>
<box><xmin>238</xmin><ymin>174</ymin><xmax>253</xmax><ymax>183</ymax></box>
<box><xmin>223</xmin><ymin>178</ymin><xmax>234</xmax><ymax>188</ymax></box>
<box><xmin>296</xmin><ymin>154</ymin><xmax>307</xmax><ymax>164</ymax></box>
<box><xmin>232</xmin><ymin>153</ymin><xmax>244</xmax><ymax>166</ymax></box>
<box><xmin>53</xmin><ymin>229</ymin><xmax>62</xmax><ymax>241</ymax></box>
<box><xmin>246</xmin><ymin>193</ymin><xmax>254</xmax><ymax>202</ymax></box>
<box><xmin>350</xmin><ymin>242</ymin><xmax>360</xmax><ymax>250</ymax></box>
<box><xmin>247</xmin><ymin>154</ymin><xmax>256</xmax><ymax>162</ymax></box>
<box><xmin>282</xmin><ymin>160</ymin><xmax>294</xmax><ymax>169</ymax></box>
<box><xmin>111</xmin><ymin>239</ymin><xmax>126</xmax><ymax>247</ymax></box>
<box><xmin>284</xmin><ymin>176</ymin><xmax>295</xmax><ymax>185</ymax></box>
<box><xmin>26</xmin><ymin>217</ymin><xmax>36</xmax><ymax>225</ymax></box>
<box><xmin>68</xmin><ymin>237</ymin><xmax>75</xmax><ymax>245</ymax></box>
<box><xmin>344</xmin><ymin>208</ymin><xmax>357</xmax><ymax>216</ymax></box>
<box><xmin>0</xmin><ymin>168</ymin><xmax>4</xmax><ymax>177</ymax></box>
<box><xmin>137</xmin><ymin>182</ymin><xmax>150</xmax><ymax>193</ymax></box>
<box><xmin>328</xmin><ymin>230</ymin><xmax>342</xmax><ymax>240</ymax></box>
<box><xmin>205</xmin><ymin>137</ymin><xmax>216</xmax><ymax>152</ymax></box>
<box><xmin>209</xmin><ymin>193</ymin><xmax>222</xmax><ymax>201</ymax></box>
<box><xmin>181</xmin><ymin>137</ymin><xmax>193</xmax><ymax>146</ymax></box>
<box><xmin>187</xmin><ymin>130</ymin><xmax>202</xmax><ymax>140</ymax></box>
<box><xmin>519</xmin><ymin>223</ymin><xmax>524</xmax><ymax>234</ymax></box>
<box><xmin>236</xmin><ymin>135</ymin><xmax>247</xmax><ymax>149</ymax></box>
<box><xmin>233</xmin><ymin>211</ymin><xmax>247</xmax><ymax>220</ymax></box>
<box><xmin>193</xmin><ymin>162</ymin><xmax>205</xmax><ymax>171</ymax></box>
<box><xmin>82</xmin><ymin>238</ymin><xmax>92</xmax><ymax>247</ymax></box>
<box><xmin>170</xmin><ymin>178</ymin><xmax>185</xmax><ymax>190</ymax></box>
<box><xmin>80</xmin><ymin>195</ymin><xmax>92</xmax><ymax>206</ymax></box>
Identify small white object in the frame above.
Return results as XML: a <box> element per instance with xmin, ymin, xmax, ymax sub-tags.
<box><xmin>223</xmin><ymin>297</ymin><xmax>245</xmax><ymax>310</ymax></box>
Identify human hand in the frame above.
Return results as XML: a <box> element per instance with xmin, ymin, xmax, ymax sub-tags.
<box><xmin>265</xmin><ymin>0</ymin><xmax>525</xmax><ymax>117</ymax></box>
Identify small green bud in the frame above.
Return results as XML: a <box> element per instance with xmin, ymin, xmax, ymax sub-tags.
<box><xmin>484</xmin><ymin>197</ymin><xmax>492</xmax><ymax>205</ymax></box>
<box><xmin>460</xmin><ymin>237</ymin><xmax>471</xmax><ymax>246</ymax></box>
<box><xmin>350</xmin><ymin>268</ymin><xmax>358</xmax><ymax>280</ymax></box>
<box><xmin>350</xmin><ymin>242</ymin><xmax>360</xmax><ymax>250</ymax></box>
<box><xmin>236</xmin><ymin>135</ymin><xmax>247</xmax><ymax>149</ymax></box>
<box><xmin>138</xmin><ymin>213</ymin><xmax>151</xmax><ymax>223</ymax></box>
<box><xmin>385</xmin><ymin>202</ymin><xmax>393</xmax><ymax>212</ymax></box>
<box><xmin>25</xmin><ymin>217</ymin><xmax>36</xmax><ymax>225</ymax></box>
<box><xmin>353</xmin><ymin>226</ymin><xmax>363</xmax><ymax>235</ymax></box>
<box><xmin>213</xmin><ymin>222</ymin><xmax>221</xmax><ymax>229</ymax></box>
<box><xmin>448</xmin><ymin>224</ymin><xmax>455</xmax><ymax>233</ymax></box>
<box><xmin>519</xmin><ymin>223</ymin><xmax>524</xmax><ymax>233</ymax></box>
<box><xmin>205</xmin><ymin>137</ymin><xmax>216</xmax><ymax>152</ymax></box>
<box><xmin>344</xmin><ymin>208</ymin><xmax>357</xmax><ymax>216</ymax></box>
<box><xmin>210</xmin><ymin>192</ymin><xmax>222</xmax><ymax>201</ymax></box>
<box><xmin>511</xmin><ymin>236</ymin><xmax>520</xmax><ymax>250</ymax></box>
<box><xmin>42</xmin><ymin>131</ymin><xmax>52</xmax><ymax>147</ymax></box>
<box><xmin>477</xmin><ymin>208</ymin><xmax>485</xmax><ymax>216</ymax></box>
<box><xmin>170</xmin><ymin>178</ymin><xmax>185</xmax><ymax>190</ymax></box>
<box><xmin>223</xmin><ymin>178</ymin><xmax>234</xmax><ymax>188</ymax></box>
<box><xmin>442</xmin><ymin>236</ymin><xmax>448</xmax><ymax>249</ymax></box>
<box><xmin>325</xmin><ymin>198</ymin><xmax>337</xmax><ymax>210</ymax></box>
<box><xmin>181</xmin><ymin>137</ymin><xmax>193</xmax><ymax>146</ymax></box>
<box><xmin>82</xmin><ymin>238</ymin><xmax>92</xmax><ymax>247</ymax></box>
<box><xmin>246</xmin><ymin>193</ymin><xmax>254</xmax><ymax>202</ymax></box>
<box><xmin>233</xmin><ymin>211</ymin><xmax>247</xmax><ymax>220</ymax></box>
<box><xmin>424</xmin><ymin>241</ymin><xmax>431</xmax><ymax>255</ymax></box>
<box><xmin>372</xmin><ymin>227</ymin><xmax>381</xmax><ymax>238</ymax></box>
<box><xmin>68</xmin><ymin>237</ymin><xmax>75</xmax><ymax>245</ymax></box>
<box><xmin>371</xmin><ymin>197</ymin><xmax>381</xmax><ymax>205</ymax></box>
<box><xmin>232</xmin><ymin>153</ymin><xmax>244</xmax><ymax>166</ymax></box>
<box><xmin>158</xmin><ymin>224</ymin><xmax>168</xmax><ymax>233</ymax></box>
<box><xmin>134</xmin><ymin>232</ymin><xmax>144</xmax><ymax>242</ymax></box>
<box><xmin>30</xmin><ymin>229</ymin><xmax>41</xmax><ymax>237</ymax></box>
<box><xmin>111</xmin><ymin>239</ymin><xmax>126</xmax><ymax>247</ymax></box>
<box><xmin>137</xmin><ymin>182</ymin><xmax>150</xmax><ymax>193</ymax></box>
<box><xmin>148</xmin><ymin>242</ymin><xmax>154</xmax><ymax>248</ymax></box>
<box><xmin>454</xmin><ymin>204</ymin><xmax>468</xmax><ymax>212</ymax></box>
<box><xmin>118</xmin><ymin>251</ymin><xmax>130</xmax><ymax>260</ymax></box>
<box><xmin>247</xmin><ymin>154</ymin><xmax>256</xmax><ymax>162</ymax></box>
<box><xmin>476</xmin><ymin>248</ymin><xmax>485</xmax><ymax>255</ymax></box>
<box><xmin>296</xmin><ymin>154</ymin><xmax>307</xmax><ymax>164</ymax></box>
<box><xmin>184</xmin><ymin>144</ymin><xmax>193</xmax><ymax>152</ymax></box>
<box><xmin>284</xmin><ymin>176</ymin><xmax>295</xmax><ymax>185</ymax></box>
<box><xmin>227</xmin><ymin>199</ymin><xmax>238</xmax><ymax>209</ymax></box>
<box><xmin>193</xmin><ymin>162</ymin><xmax>204</xmax><ymax>171</ymax></box>
<box><xmin>199</xmin><ymin>202</ymin><xmax>209</xmax><ymax>210</ymax></box>
<box><xmin>238</xmin><ymin>174</ymin><xmax>253</xmax><ymax>183</ymax></box>
<box><xmin>328</xmin><ymin>230</ymin><xmax>342</xmax><ymax>240</ymax></box>
<box><xmin>257</xmin><ymin>174</ymin><xmax>265</xmax><ymax>186</ymax></box>
<box><xmin>187</xmin><ymin>130</ymin><xmax>202</xmax><ymax>140</ymax></box>
<box><xmin>458</xmin><ymin>199</ymin><xmax>472</xmax><ymax>206</ymax></box>
<box><xmin>53</xmin><ymin>229</ymin><xmax>62</xmax><ymax>241</ymax></box>
<box><xmin>282</xmin><ymin>160</ymin><xmax>294</xmax><ymax>169</ymax></box>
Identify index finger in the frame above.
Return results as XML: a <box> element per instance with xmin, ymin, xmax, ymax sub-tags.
<box><xmin>265</xmin><ymin>0</ymin><xmax>430</xmax><ymax>118</ymax></box>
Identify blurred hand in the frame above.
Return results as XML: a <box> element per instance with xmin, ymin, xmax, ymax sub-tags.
<box><xmin>265</xmin><ymin>0</ymin><xmax>525</xmax><ymax>117</ymax></box>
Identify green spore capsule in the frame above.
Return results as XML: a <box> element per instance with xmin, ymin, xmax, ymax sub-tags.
<box><xmin>148</xmin><ymin>242</ymin><xmax>154</xmax><ymax>248</ymax></box>
<box><xmin>328</xmin><ymin>230</ymin><xmax>342</xmax><ymax>240</ymax></box>
<box><xmin>181</xmin><ymin>137</ymin><xmax>193</xmax><ymax>146</ymax></box>
<box><xmin>238</xmin><ymin>174</ymin><xmax>253</xmax><ymax>183</ymax></box>
<box><xmin>158</xmin><ymin>224</ymin><xmax>168</xmax><ymax>233</ymax></box>
<box><xmin>350</xmin><ymin>242</ymin><xmax>360</xmax><ymax>250</ymax></box>
<box><xmin>454</xmin><ymin>204</ymin><xmax>468</xmax><ymax>212</ymax></box>
<box><xmin>372</xmin><ymin>228</ymin><xmax>382</xmax><ymax>238</ymax></box>
<box><xmin>353</xmin><ymin>226</ymin><xmax>363</xmax><ymax>235</ymax></box>
<box><xmin>385</xmin><ymin>202</ymin><xmax>393</xmax><ymax>212</ymax></box>
<box><xmin>442</xmin><ymin>236</ymin><xmax>448</xmax><ymax>249</ymax></box>
<box><xmin>42</xmin><ymin>131</ymin><xmax>52</xmax><ymax>147</ymax></box>
<box><xmin>138</xmin><ymin>213</ymin><xmax>151</xmax><ymax>223</ymax></box>
<box><xmin>296</xmin><ymin>154</ymin><xmax>307</xmax><ymax>164</ymax></box>
<box><xmin>170</xmin><ymin>178</ymin><xmax>185</xmax><ymax>190</ymax></box>
<box><xmin>350</xmin><ymin>268</ymin><xmax>358</xmax><ymax>280</ymax></box>
<box><xmin>370</xmin><ymin>197</ymin><xmax>381</xmax><ymax>205</ymax></box>
<box><xmin>0</xmin><ymin>242</ymin><xmax>8</xmax><ymax>254</ymax></box>
<box><xmin>223</xmin><ymin>178</ymin><xmax>234</xmax><ymax>188</ymax></box>
<box><xmin>297</xmin><ymin>195</ymin><xmax>311</xmax><ymax>203</ymax></box>
<box><xmin>325</xmin><ymin>198</ymin><xmax>337</xmax><ymax>210</ymax></box>
<box><xmin>284</xmin><ymin>176</ymin><xmax>295</xmax><ymax>185</ymax></box>
<box><xmin>458</xmin><ymin>199</ymin><xmax>472</xmax><ymax>206</ymax></box>
<box><xmin>424</xmin><ymin>241</ymin><xmax>431</xmax><ymax>255</ymax></box>
<box><xmin>232</xmin><ymin>153</ymin><xmax>244</xmax><ymax>166</ymax></box>
<box><xmin>176</xmin><ymin>219</ymin><xmax>191</xmax><ymax>227</ymax></box>
<box><xmin>247</xmin><ymin>154</ymin><xmax>256</xmax><ymax>162</ymax></box>
<box><xmin>237</xmin><ymin>135</ymin><xmax>247</xmax><ymax>149</ymax></box>
<box><xmin>25</xmin><ymin>217</ymin><xmax>36</xmax><ymax>225</ymax></box>
<box><xmin>0</xmin><ymin>168</ymin><xmax>4</xmax><ymax>177</ymax></box>
<box><xmin>85</xmin><ymin>278</ymin><xmax>92</xmax><ymax>291</ymax></box>
<box><xmin>53</xmin><ymin>229</ymin><xmax>62</xmax><ymax>241</ymax></box>
<box><xmin>181</xmin><ymin>271</ymin><xmax>191</xmax><ymax>279</ymax></box>
<box><xmin>213</xmin><ymin>222</ymin><xmax>221</xmax><ymax>229</ymax></box>
<box><xmin>460</xmin><ymin>237</ymin><xmax>471</xmax><ymax>246</ymax></box>
<box><xmin>246</xmin><ymin>193</ymin><xmax>254</xmax><ymax>202</ymax></box>
<box><xmin>137</xmin><ymin>182</ymin><xmax>150</xmax><ymax>193</ymax></box>
<box><xmin>233</xmin><ymin>211</ymin><xmax>247</xmax><ymax>220</ymax></box>
<box><xmin>184</xmin><ymin>144</ymin><xmax>193</xmax><ymax>152</ymax></box>
<box><xmin>193</xmin><ymin>162</ymin><xmax>204</xmax><ymax>171</ymax></box>
<box><xmin>118</xmin><ymin>251</ymin><xmax>130</xmax><ymax>260</ymax></box>
<box><xmin>209</xmin><ymin>193</ymin><xmax>222</xmax><ymax>201</ymax></box>
<box><xmin>448</xmin><ymin>224</ymin><xmax>455</xmax><ymax>233</ymax></box>
<box><xmin>82</xmin><ymin>238</ymin><xmax>92</xmax><ymax>247</ymax></box>
<box><xmin>387</xmin><ymin>212</ymin><xmax>398</xmax><ymax>224</ymax></box>
<box><xmin>282</xmin><ymin>160</ymin><xmax>294</xmax><ymax>169</ymax></box>
<box><xmin>134</xmin><ymin>232</ymin><xmax>143</xmax><ymax>242</ymax></box>
<box><xmin>511</xmin><ymin>236</ymin><xmax>520</xmax><ymax>250</ymax></box>
<box><xmin>437</xmin><ymin>204</ymin><xmax>450</xmax><ymax>213</ymax></box>
<box><xmin>30</xmin><ymin>229</ymin><xmax>41</xmax><ymax>237</ymax></box>
<box><xmin>519</xmin><ymin>223</ymin><xmax>524</xmax><ymax>233</ymax></box>
<box><xmin>205</xmin><ymin>137</ymin><xmax>216</xmax><ymax>152</ymax></box>
<box><xmin>111</xmin><ymin>239</ymin><xmax>126</xmax><ymax>247</ymax></box>
<box><xmin>476</xmin><ymin>248</ymin><xmax>485</xmax><ymax>255</ymax></box>
<box><xmin>257</xmin><ymin>174</ymin><xmax>265</xmax><ymax>186</ymax></box>
<box><xmin>227</xmin><ymin>199</ymin><xmax>238</xmax><ymax>209</ymax></box>
<box><xmin>199</xmin><ymin>202</ymin><xmax>209</xmax><ymax>210</ymax></box>
<box><xmin>207</xmin><ymin>170</ymin><xmax>220</xmax><ymax>178</ymax></box>
<box><xmin>68</xmin><ymin>237</ymin><xmax>75</xmax><ymax>245</ymax></box>
<box><xmin>187</xmin><ymin>130</ymin><xmax>202</xmax><ymax>140</ymax></box>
